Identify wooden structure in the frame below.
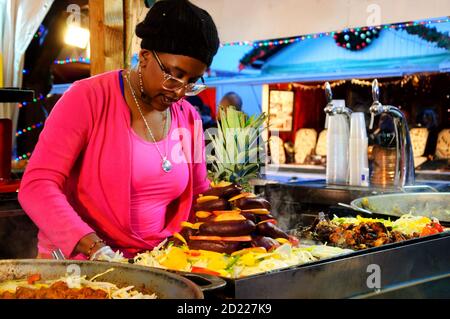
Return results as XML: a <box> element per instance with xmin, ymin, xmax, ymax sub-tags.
<box><xmin>89</xmin><ymin>0</ymin><xmax>147</xmax><ymax>75</ymax></box>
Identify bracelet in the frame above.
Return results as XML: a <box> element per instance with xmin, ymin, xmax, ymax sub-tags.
<box><xmin>87</xmin><ymin>239</ymin><xmax>106</xmax><ymax>259</ymax></box>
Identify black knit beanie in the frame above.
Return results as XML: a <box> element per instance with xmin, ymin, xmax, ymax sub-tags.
<box><xmin>135</xmin><ymin>0</ymin><xmax>220</xmax><ymax>67</ymax></box>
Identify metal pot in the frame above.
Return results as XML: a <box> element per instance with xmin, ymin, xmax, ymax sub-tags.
<box><xmin>0</xmin><ymin>259</ymin><xmax>226</xmax><ymax>299</ymax></box>
<box><xmin>351</xmin><ymin>192</ymin><xmax>450</xmax><ymax>223</ymax></box>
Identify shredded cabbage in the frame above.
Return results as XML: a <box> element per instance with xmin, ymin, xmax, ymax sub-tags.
<box><xmin>332</xmin><ymin>215</ymin><xmax>394</xmax><ymax>226</ymax></box>
<box><xmin>392</xmin><ymin>214</ymin><xmax>432</xmax><ymax>235</ymax></box>
<box><xmin>130</xmin><ymin>243</ymin><xmax>352</xmax><ymax>278</ymax></box>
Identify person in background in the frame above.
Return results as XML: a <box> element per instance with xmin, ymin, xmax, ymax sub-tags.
<box><xmin>185</xmin><ymin>95</ymin><xmax>216</xmax><ymax>131</ymax></box>
<box><xmin>218</xmin><ymin>91</ymin><xmax>244</xmax><ymax>119</ymax></box>
<box><xmin>18</xmin><ymin>0</ymin><xmax>219</xmax><ymax>261</ymax></box>
<box><xmin>417</xmin><ymin>108</ymin><xmax>440</xmax><ymax>157</ymax></box>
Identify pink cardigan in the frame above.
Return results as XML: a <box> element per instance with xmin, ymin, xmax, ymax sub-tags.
<box><xmin>18</xmin><ymin>70</ymin><xmax>210</xmax><ymax>259</ymax></box>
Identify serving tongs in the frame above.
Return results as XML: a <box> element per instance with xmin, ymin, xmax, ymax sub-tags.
<box><xmin>337</xmin><ymin>202</ymin><xmax>374</xmax><ymax>215</ymax></box>
<box><xmin>52</xmin><ymin>249</ymin><xmax>66</xmax><ymax>260</ymax></box>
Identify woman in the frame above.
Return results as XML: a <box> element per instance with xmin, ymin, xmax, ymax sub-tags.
<box><xmin>18</xmin><ymin>0</ymin><xmax>220</xmax><ymax>260</ymax></box>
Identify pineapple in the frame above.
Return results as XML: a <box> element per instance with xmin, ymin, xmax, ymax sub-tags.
<box><xmin>168</xmin><ymin>107</ymin><xmax>293</xmax><ymax>256</ymax></box>
<box><xmin>206</xmin><ymin>106</ymin><xmax>268</xmax><ymax>191</ymax></box>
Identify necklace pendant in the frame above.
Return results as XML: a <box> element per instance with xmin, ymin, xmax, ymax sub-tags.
<box><xmin>162</xmin><ymin>158</ymin><xmax>172</xmax><ymax>173</ymax></box>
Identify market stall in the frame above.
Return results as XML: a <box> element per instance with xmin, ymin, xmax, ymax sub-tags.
<box><xmin>0</xmin><ymin>0</ymin><xmax>449</xmax><ymax>300</ymax></box>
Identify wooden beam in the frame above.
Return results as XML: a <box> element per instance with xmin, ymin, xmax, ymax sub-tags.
<box><xmin>89</xmin><ymin>0</ymin><xmax>124</xmax><ymax>75</ymax></box>
<box><xmin>89</xmin><ymin>0</ymin><xmax>104</xmax><ymax>75</ymax></box>
<box><xmin>124</xmin><ymin>0</ymin><xmax>148</xmax><ymax>69</ymax></box>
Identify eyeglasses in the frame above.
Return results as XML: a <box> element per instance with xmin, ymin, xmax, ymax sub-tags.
<box><xmin>152</xmin><ymin>51</ymin><xmax>207</xmax><ymax>96</ymax></box>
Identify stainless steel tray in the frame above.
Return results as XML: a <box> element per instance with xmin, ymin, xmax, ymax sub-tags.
<box><xmin>218</xmin><ymin>232</ymin><xmax>450</xmax><ymax>298</ymax></box>
<box><xmin>351</xmin><ymin>192</ymin><xmax>450</xmax><ymax>223</ymax></box>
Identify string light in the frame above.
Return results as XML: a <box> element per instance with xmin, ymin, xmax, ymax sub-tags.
<box><xmin>282</xmin><ymin>75</ymin><xmax>430</xmax><ymax>91</ymax></box>
<box><xmin>14</xmin><ymin>153</ymin><xmax>32</xmax><ymax>161</ymax></box>
<box><xmin>290</xmin><ymin>80</ymin><xmax>347</xmax><ymax>90</ymax></box>
<box><xmin>351</xmin><ymin>75</ymin><xmax>416</xmax><ymax>87</ymax></box>
<box><xmin>15</xmin><ymin>121</ymin><xmax>45</xmax><ymax>137</ymax></box>
<box><xmin>221</xmin><ymin>17</ymin><xmax>450</xmax><ymax>47</ymax></box>
<box><xmin>54</xmin><ymin>57</ymin><xmax>90</xmax><ymax>64</ymax></box>
<box><xmin>17</xmin><ymin>94</ymin><xmax>45</xmax><ymax>109</ymax></box>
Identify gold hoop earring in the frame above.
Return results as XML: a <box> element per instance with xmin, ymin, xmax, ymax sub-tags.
<box><xmin>138</xmin><ymin>65</ymin><xmax>146</xmax><ymax>99</ymax></box>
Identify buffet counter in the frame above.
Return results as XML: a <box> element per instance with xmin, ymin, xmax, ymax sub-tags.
<box><xmin>252</xmin><ymin>175</ymin><xmax>449</xmax><ymax>232</ymax></box>
<box><xmin>1</xmin><ymin>175</ymin><xmax>449</xmax><ymax>298</ymax></box>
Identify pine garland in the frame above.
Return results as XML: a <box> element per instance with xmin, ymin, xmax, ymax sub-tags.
<box><xmin>239</xmin><ymin>43</ymin><xmax>291</xmax><ymax>69</ymax></box>
<box><xmin>239</xmin><ymin>22</ymin><xmax>450</xmax><ymax>69</ymax></box>
<box><xmin>405</xmin><ymin>25</ymin><xmax>450</xmax><ymax>50</ymax></box>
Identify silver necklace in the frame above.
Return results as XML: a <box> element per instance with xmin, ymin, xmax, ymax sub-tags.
<box><xmin>125</xmin><ymin>71</ymin><xmax>172</xmax><ymax>173</ymax></box>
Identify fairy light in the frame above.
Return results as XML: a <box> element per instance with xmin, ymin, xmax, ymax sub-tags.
<box><xmin>290</xmin><ymin>80</ymin><xmax>347</xmax><ymax>90</ymax></box>
<box><xmin>15</xmin><ymin>121</ymin><xmax>44</xmax><ymax>137</ymax></box>
<box><xmin>54</xmin><ymin>57</ymin><xmax>90</xmax><ymax>64</ymax></box>
<box><xmin>280</xmin><ymin>75</ymin><xmax>430</xmax><ymax>92</ymax></box>
<box><xmin>14</xmin><ymin>153</ymin><xmax>32</xmax><ymax>161</ymax></box>
<box><xmin>220</xmin><ymin>17</ymin><xmax>450</xmax><ymax>47</ymax></box>
<box><xmin>18</xmin><ymin>94</ymin><xmax>45</xmax><ymax>109</ymax></box>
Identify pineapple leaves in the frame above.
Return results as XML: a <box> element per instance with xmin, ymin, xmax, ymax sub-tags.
<box><xmin>206</xmin><ymin>105</ymin><xmax>268</xmax><ymax>189</ymax></box>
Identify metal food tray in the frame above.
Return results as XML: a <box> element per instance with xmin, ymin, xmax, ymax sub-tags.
<box><xmin>212</xmin><ymin>232</ymin><xmax>450</xmax><ymax>299</ymax></box>
<box><xmin>204</xmin><ymin>199</ymin><xmax>450</xmax><ymax>301</ymax></box>
<box><xmin>351</xmin><ymin>192</ymin><xmax>450</xmax><ymax>223</ymax></box>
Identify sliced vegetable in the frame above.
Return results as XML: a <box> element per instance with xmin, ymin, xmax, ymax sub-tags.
<box><xmin>274</xmin><ymin>238</ymin><xmax>289</xmax><ymax>244</ymax></box>
<box><xmin>189</xmin><ymin>235</ymin><xmax>252</xmax><ymax>242</ymax></box>
<box><xmin>213</xmin><ymin>212</ymin><xmax>246</xmax><ymax>221</ymax></box>
<box><xmin>185</xmin><ymin>250</ymin><xmax>201</xmax><ymax>257</ymax></box>
<box><xmin>257</xmin><ymin>219</ymin><xmax>278</xmax><ymax>225</ymax></box>
<box><xmin>159</xmin><ymin>247</ymin><xmax>189</xmax><ymax>270</ymax></box>
<box><xmin>27</xmin><ymin>274</ymin><xmax>41</xmax><ymax>285</ymax></box>
<box><xmin>180</xmin><ymin>222</ymin><xmax>194</xmax><ymax>228</ymax></box>
<box><xmin>173</xmin><ymin>232</ymin><xmax>187</xmax><ymax>245</ymax></box>
<box><xmin>196</xmin><ymin>196</ymin><xmax>220</xmax><ymax>204</ymax></box>
<box><xmin>228</xmin><ymin>193</ymin><xmax>256</xmax><ymax>202</ymax></box>
<box><xmin>180</xmin><ymin>222</ymin><xmax>203</xmax><ymax>229</ymax></box>
<box><xmin>231</xmin><ymin>247</ymin><xmax>267</xmax><ymax>256</ymax></box>
<box><xmin>191</xmin><ymin>267</ymin><xmax>221</xmax><ymax>276</ymax></box>
<box><xmin>211</xmin><ymin>181</ymin><xmax>232</xmax><ymax>188</ymax></box>
<box><xmin>195</xmin><ymin>211</ymin><xmax>212</xmax><ymax>219</ymax></box>
<box><xmin>212</xmin><ymin>210</ymin><xmax>241</xmax><ymax>216</ymax></box>
<box><xmin>241</xmin><ymin>208</ymin><xmax>271</xmax><ymax>215</ymax></box>
<box><xmin>288</xmin><ymin>235</ymin><xmax>300</xmax><ymax>247</ymax></box>
<box><xmin>420</xmin><ymin>222</ymin><xmax>444</xmax><ymax>237</ymax></box>
<box><xmin>431</xmin><ymin>222</ymin><xmax>444</xmax><ymax>233</ymax></box>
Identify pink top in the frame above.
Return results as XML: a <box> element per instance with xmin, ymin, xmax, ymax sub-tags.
<box><xmin>18</xmin><ymin>70</ymin><xmax>210</xmax><ymax>259</ymax></box>
<box><xmin>129</xmin><ymin>108</ymin><xmax>189</xmax><ymax>239</ymax></box>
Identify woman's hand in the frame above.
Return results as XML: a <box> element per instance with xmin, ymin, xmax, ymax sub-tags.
<box><xmin>89</xmin><ymin>246</ymin><xmax>123</xmax><ymax>261</ymax></box>
<box><xmin>74</xmin><ymin>233</ymin><xmax>107</xmax><ymax>259</ymax></box>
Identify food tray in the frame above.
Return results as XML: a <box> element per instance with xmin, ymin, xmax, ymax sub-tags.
<box><xmin>215</xmin><ymin>232</ymin><xmax>450</xmax><ymax>298</ymax></box>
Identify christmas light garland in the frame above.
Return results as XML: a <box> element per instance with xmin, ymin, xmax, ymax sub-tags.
<box><xmin>15</xmin><ymin>122</ymin><xmax>44</xmax><ymax>137</ymax></box>
<box><xmin>223</xmin><ymin>17</ymin><xmax>450</xmax><ymax>47</ymax></box>
<box><xmin>288</xmin><ymin>80</ymin><xmax>347</xmax><ymax>91</ymax></box>
<box><xmin>17</xmin><ymin>94</ymin><xmax>45</xmax><ymax>109</ymax></box>
<box><xmin>14</xmin><ymin>153</ymin><xmax>32</xmax><ymax>161</ymax></box>
<box><xmin>54</xmin><ymin>57</ymin><xmax>90</xmax><ymax>65</ymax></box>
<box><xmin>281</xmin><ymin>75</ymin><xmax>428</xmax><ymax>91</ymax></box>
